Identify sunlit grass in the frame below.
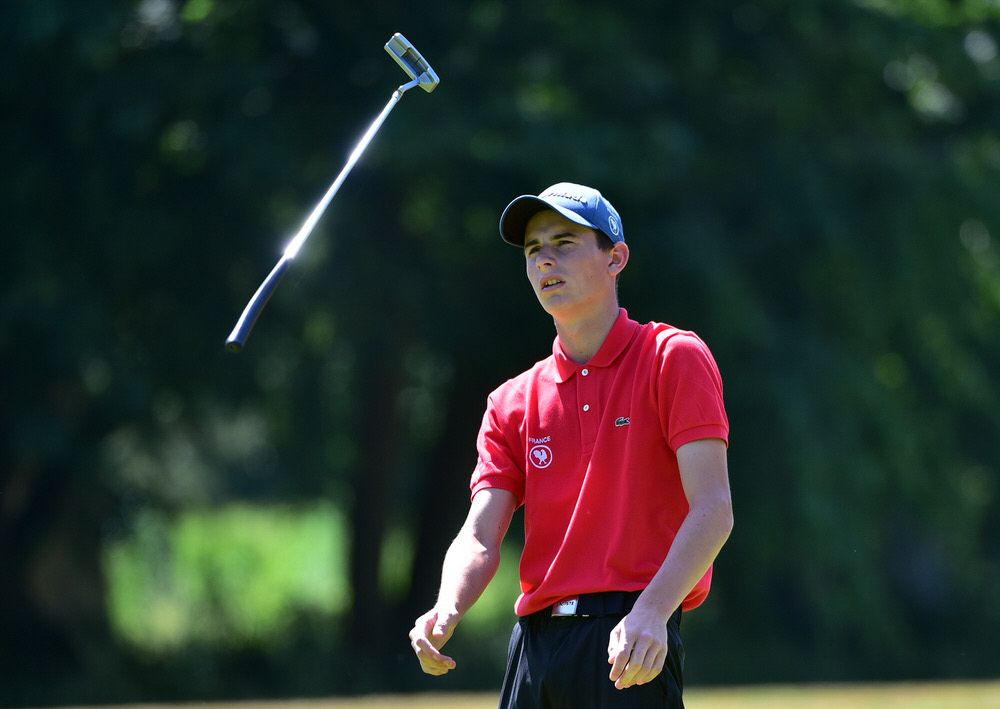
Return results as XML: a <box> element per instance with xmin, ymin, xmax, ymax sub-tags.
<box><xmin>287</xmin><ymin>682</ymin><xmax>1000</xmax><ymax>708</ymax></box>
<box><xmin>103</xmin><ymin>502</ymin><xmax>522</xmax><ymax>652</ymax></box>
<box><xmin>104</xmin><ymin>503</ymin><xmax>350</xmax><ymax>650</ymax></box>
<box><xmin>69</xmin><ymin>682</ymin><xmax>1000</xmax><ymax>709</ymax></box>
<box><xmin>688</xmin><ymin>681</ymin><xmax>1000</xmax><ymax>708</ymax></box>
<box><xmin>100</xmin><ymin>508</ymin><xmax>1000</xmax><ymax>709</ymax></box>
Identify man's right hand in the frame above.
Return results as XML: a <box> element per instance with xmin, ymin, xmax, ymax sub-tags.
<box><xmin>409</xmin><ymin>608</ymin><xmax>459</xmax><ymax>675</ymax></box>
<box><xmin>408</xmin><ymin>489</ymin><xmax>518</xmax><ymax>676</ymax></box>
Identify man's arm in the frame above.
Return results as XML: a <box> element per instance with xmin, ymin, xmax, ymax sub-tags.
<box><xmin>409</xmin><ymin>487</ymin><xmax>519</xmax><ymax>676</ymax></box>
<box><xmin>608</xmin><ymin>438</ymin><xmax>733</xmax><ymax>689</ymax></box>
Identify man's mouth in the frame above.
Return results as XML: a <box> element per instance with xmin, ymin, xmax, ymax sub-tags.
<box><xmin>541</xmin><ymin>278</ymin><xmax>564</xmax><ymax>290</ymax></box>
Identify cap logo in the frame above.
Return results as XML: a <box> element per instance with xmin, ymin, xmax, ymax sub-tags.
<box><xmin>544</xmin><ymin>190</ymin><xmax>588</xmax><ymax>206</ymax></box>
<box><xmin>608</xmin><ymin>215</ymin><xmax>620</xmax><ymax>236</ymax></box>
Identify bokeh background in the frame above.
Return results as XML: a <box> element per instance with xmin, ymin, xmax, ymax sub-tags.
<box><xmin>3</xmin><ymin>0</ymin><xmax>999</xmax><ymax>705</ymax></box>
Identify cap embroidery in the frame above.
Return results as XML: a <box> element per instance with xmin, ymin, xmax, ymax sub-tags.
<box><xmin>543</xmin><ymin>190</ymin><xmax>589</xmax><ymax>206</ymax></box>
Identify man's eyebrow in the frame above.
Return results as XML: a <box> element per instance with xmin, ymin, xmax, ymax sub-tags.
<box><xmin>524</xmin><ymin>231</ymin><xmax>578</xmax><ymax>248</ymax></box>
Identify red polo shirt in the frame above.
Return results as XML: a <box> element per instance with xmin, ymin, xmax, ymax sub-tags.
<box><xmin>471</xmin><ymin>309</ymin><xmax>729</xmax><ymax>616</ymax></box>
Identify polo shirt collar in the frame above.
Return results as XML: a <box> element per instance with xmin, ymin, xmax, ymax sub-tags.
<box><xmin>552</xmin><ymin>308</ymin><xmax>639</xmax><ymax>382</ymax></box>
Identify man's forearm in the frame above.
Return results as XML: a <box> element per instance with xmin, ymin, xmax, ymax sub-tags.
<box><xmin>636</xmin><ymin>494</ymin><xmax>734</xmax><ymax>619</ymax></box>
<box><xmin>435</xmin><ymin>533</ymin><xmax>502</xmax><ymax>618</ymax></box>
<box><xmin>434</xmin><ymin>488</ymin><xmax>517</xmax><ymax>619</ymax></box>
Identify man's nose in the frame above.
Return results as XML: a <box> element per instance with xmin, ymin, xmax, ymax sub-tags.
<box><xmin>535</xmin><ymin>244</ymin><xmax>556</xmax><ymax>267</ymax></box>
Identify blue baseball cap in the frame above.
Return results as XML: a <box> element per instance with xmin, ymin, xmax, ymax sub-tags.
<box><xmin>499</xmin><ymin>182</ymin><xmax>625</xmax><ymax>247</ymax></box>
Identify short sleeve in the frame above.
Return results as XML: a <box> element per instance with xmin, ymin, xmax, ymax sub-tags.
<box><xmin>470</xmin><ymin>391</ymin><xmax>527</xmax><ymax>505</ymax></box>
<box><xmin>656</xmin><ymin>332</ymin><xmax>729</xmax><ymax>451</ymax></box>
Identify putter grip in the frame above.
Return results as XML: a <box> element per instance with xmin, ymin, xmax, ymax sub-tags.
<box><xmin>225</xmin><ymin>256</ymin><xmax>292</xmax><ymax>353</ymax></box>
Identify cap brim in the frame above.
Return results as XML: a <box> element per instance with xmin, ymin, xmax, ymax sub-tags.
<box><xmin>499</xmin><ymin>196</ymin><xmax>599</xmax><ymax>246</ymax></box>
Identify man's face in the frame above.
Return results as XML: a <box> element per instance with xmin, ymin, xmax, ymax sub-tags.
<box><xmin>523</xmin><ymin>210</ymin><xmax>621</xmax><ymax>320</ymax></box>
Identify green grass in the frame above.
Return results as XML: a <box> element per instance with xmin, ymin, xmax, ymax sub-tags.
<box><xmin>688</xmin><ymin>681</ymin><xmax>1000</xmax><ymax>708</ymax></box>
<box><xmin>104</xmin><ymin>503</ymin><xmax>350</xmax><ymax>650</ymax></box>
<box><xmin>103</xmin><ymin>502</ymin><xmax>523</xmax><ymax>652</ymax></box>
<box><xmin>305</xmin><ymin>682</ymin><xmax>1000</xmax><ymax>709</ymax></box>
<box><xmin>98</xmin><ymin>507</ymin><xmax>999</xmax><ymax>709</ymax></box>
<box><xmin>75</xmin><ymin>682</ymin><xmax>1000</xmax><ymax>709</ymax></box>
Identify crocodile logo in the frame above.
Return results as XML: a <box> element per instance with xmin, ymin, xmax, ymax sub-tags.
<box><xmin>615</xmin><ymin>417</ymin><xmax>630</xmax><ymax>427</ymax></box>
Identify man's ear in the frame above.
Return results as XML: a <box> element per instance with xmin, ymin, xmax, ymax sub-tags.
<box><xmin>609</xmin><ymin>243</ymin><xmax>629</xmax><ymax>275</ymax></box>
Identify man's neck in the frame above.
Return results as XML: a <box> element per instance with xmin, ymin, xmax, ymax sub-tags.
<box><xmin>554</xmin><ymin>304</ymin><xmax>621</xmax><ymax>364</ymax></box>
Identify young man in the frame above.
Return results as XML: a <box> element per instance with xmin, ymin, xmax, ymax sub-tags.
<box><xmin>409</xmin><ymin>183</ymin><xmax>733</xmax><ymax>709</ymax></box>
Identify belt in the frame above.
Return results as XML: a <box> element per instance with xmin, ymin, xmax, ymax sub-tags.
<box><xmin>533</xmin><ymin>590</ymin><xmax>644</xmax><ymax>619</ymax></box>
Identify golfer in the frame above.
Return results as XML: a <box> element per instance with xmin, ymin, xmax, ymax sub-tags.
<box><xmin>409</xmin><ymin>183</ymin><xmax>733</xmax><ymax>709</ymax></box>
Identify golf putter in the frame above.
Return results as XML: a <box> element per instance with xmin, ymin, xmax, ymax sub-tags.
<box><xmin>225</xmin><ymin>34</ymin><xmax>439</xmax><ymax>353</ymax></box>
<box><xmin>385</xmin><ymin>33</ymin><xmax>440</xmax><ymax>93</ymax></box>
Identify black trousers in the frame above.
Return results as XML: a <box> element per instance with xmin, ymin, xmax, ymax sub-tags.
<box><xmin>498</xmin><ymin>592</ymin><xmax>685</xmax><ymax>709</ymax></box>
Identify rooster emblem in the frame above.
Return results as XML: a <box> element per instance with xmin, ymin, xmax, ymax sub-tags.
<box><xmin>529</xmin><ymin>444</ymin><xmax>553</xmax><ymax>469</ymax></box>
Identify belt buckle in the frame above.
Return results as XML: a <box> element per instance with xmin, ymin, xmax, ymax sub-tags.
<box><xmin>551</xmin><ymin>597</ymin><xmax>579</xmax><ymax>617</ymax></box>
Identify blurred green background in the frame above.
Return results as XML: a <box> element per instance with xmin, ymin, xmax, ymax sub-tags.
<box><xmin>2</xmin><ymin>0</ymin><xmax>999</xmax><ymax>705</ymax></box>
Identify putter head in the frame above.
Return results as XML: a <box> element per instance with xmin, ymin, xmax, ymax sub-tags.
<box><xmin>385</xmin><ymin>33</ymin><xmax>440</xmax><ymax>93</ymax></box>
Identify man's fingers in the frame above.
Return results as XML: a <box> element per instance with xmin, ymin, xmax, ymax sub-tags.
<box><xmin>411</xmin><ymin>635</ymin><xmax>457</xmax><ymax>673</ymax></box>
<box><xmin>409</xmin><ymin>611</ymin><xmax>458</xmax><ymax>675</ymax></box>
<box><xmin>607</xmin><ymin>627</ymin><xmax>635</xmax><ymax>682</ymax></box>
<box><xmin>608</xmin><ymin>645</ymin><xmax>633</xmax><ymax>682</ymax></box>
<box><xmin>413</xmin><ymin>639</ymin><xmax>455</xmax><ymax>675</ymax></box>
<box><xmin>608</xmin><ymin>631</ymin><xmax>668</xmax><ymax>689</ymax></box>
<box><xmin>607</xmin><ymin>611</ymin><xmax>673</xmax><ymax>689</ymax></box>
<box><xmin>612</xmin><ymin>643</ymin><xmax>667</xmax><ymax>689</ymax></box>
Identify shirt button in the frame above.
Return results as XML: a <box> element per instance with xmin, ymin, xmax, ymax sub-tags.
<box><xmin>582</xmin><ymin>368</ymin><xmax>589</xmax><ymax>376</ymax></box>
<box><xmin>583</xmin><ymin>404</ymin><xmax>590</xmax><ymax>412</ymax></box>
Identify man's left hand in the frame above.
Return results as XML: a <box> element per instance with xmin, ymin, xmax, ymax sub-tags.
<box><xmin>607</xmin><ymin>606</ymin><xmax>669</xmax><ymax>689</ymax></box>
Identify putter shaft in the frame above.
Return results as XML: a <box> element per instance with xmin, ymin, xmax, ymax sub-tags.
<box><xmin>226</xmin><ymin>34</ymin><xmax>438</xmax><ymax>354</ymax></box>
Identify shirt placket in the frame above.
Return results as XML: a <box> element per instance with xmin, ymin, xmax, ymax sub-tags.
<box><xmin>578</xmin><ymin>366</ymin><xmax>600</xmax><ymax>452</ymax></box>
